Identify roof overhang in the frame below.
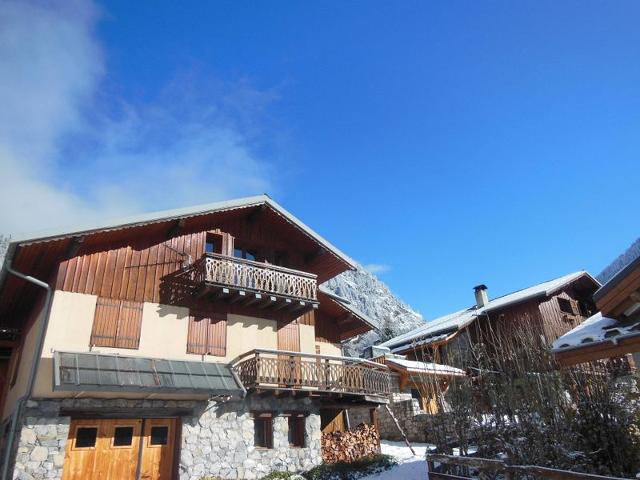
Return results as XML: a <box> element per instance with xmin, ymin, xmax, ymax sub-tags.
<box><xmin>53</xmin><ymin>351</ymin><xmax>246</xmax><ymax>398</ymax></box>
<box><xmin>553</xmin><ymin>332</ymin><xmax>640</xmax><ymax>367</ymax></box>
<box><xmin>318</xmin><ymin>286</ymin><xmax>376</xmax><ymax>339</ymax></box>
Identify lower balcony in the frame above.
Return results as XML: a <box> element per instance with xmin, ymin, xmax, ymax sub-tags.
<box><xmin>231</xmin><ymin>349</ymin><xmax>391</xmax><ymax>403</ymax></box>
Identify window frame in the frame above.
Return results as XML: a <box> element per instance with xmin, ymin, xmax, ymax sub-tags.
<box><xmin>557</xmin><ymin>297</ymin><xmax>575</xmax><ymax>315</ymax></box>
<box><xmin>252</xmin><ymin>412</ymin><xmax>274</xmax><ymax>449</ymax></box>
<box><xmin>285</xmin><ymin>413</ymin><xmax>306</xmax><ymax>448</ymax></box>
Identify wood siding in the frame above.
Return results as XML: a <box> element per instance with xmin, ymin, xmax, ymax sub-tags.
<box><xmin>278</xmin><ymin>318</ymin><xmax>300</xmax><ymax>352</ymax></box>
<box><xmin>90</xmin><ymin>298</ymin><xmax>144</xmax><ymax>349</ymax></box>
<box><xmin>186</xmin><ymin>312</ymin><xmax>227</xmax><ymax>356</ymax></box>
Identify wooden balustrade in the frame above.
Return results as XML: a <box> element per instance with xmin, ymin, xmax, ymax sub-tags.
<box><xmin>231</xmin><ymin>349</ymin><xmax>391</xmax><ymax>398</ymax></box>
<box><xmin>192</xmin><ymin>253</ymin><xmax>318</xmax><ymax>302</ymax></box>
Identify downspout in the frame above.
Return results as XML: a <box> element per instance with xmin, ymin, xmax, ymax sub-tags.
<box><xmin>1</xmin><ymin>261</ymin><xmax>54</xmax><ymax>480</ymax></box>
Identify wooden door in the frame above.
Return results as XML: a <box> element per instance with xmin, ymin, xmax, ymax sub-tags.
<box><xmin>278</xmin><ymin>318</ymin><xmax>301</xmax><ymax>385</ymax></box>
<box><xmin>140</xmin><ymin>418</ymin><xmax>177</xmax><ymax>480</ymax></box>
<box><xmin>62</xmin><ymin>418</ymin><xmax>176</xmax><ymax>480</ymax></box>
<box><xmin>62</xmin><ymin>419</ymin><xmax>141</xmax><ymax>480</ymax></box>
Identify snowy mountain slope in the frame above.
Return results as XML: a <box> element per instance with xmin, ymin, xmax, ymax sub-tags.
<box><xmin>598</xmin><ymin>237</ymin><xmax>640</xmax><ymax>284</ymax></box>
<box><xmin>323</xmin><ymin>267</ymin><xmax>425</xmax><ymax>355</ymax></box>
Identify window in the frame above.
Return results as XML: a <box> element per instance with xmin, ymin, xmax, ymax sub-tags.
<box><xmin>287</xmin><ymin>414</ymin><xmax>305</xmax><ymax>448</ymax></box>
<box><xmin>90</xmin><ymin>298</ymin><xmax>144</xmax><ymax>349</ymax></box>
<box><xmin>205</xmin><ymin>239</ymin><xmax>217</xmax><ymax>253</ymax></box>
<box><xmin>205</xmin><ymin>232</ymin><xmax>223</xmax><ymax>254</ymax></box>
<box><xmin>253</xmin><ymin>413</ymin><xmax>273</xmax><ymax>449</ymax></box>
<box><xmin>234</xmin><ymin>247</ymin><xmax>257</xmax><ymax>262</ymax></box>
<box><xmin>113</xmin><ymin>427</ymin><xmax>134</xmax><ymax>447</ymax></box>
<box><xmin>187</xmin><ymin>311</ymin><xmax>227</xmax><ymax>356</ymax></box>
<box><xmin>75</xmin><ymin>427</ymin><xmax>98</xmax><ymax>448</ymax></box>
<box><xmin>557</xmin><ymin>298</ymin><xmax>575</xmax><ymax>315</ymax></box>
<box><xmin>150</xmin><ymin>426</ymin><xmax>169</xmax><ymax>445</ymax></box>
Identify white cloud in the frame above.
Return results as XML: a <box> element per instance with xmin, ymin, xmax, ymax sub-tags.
<box><xmin>0</xmin><ymin>0</ymin><xmax>276</xmax><ymax>237</ymax></box>
<box><xmin>363</xmin><ymin>263</ymin><xmax>392</xmax><ymax>275</ymax></box>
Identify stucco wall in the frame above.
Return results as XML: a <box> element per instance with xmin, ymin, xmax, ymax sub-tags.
<box><xmin>315</xmin><ymin>341</ymin><xmax>342</xmax><ymax>357</ymax></box>
<box><xmin>27</xmin><ymin>291</ymin><xmax>325</xmax><ymax>400</ymax></box>
<box><xmin>2</xmin><ymin>315</ymin><xmax>42</xmax><ymax>420</ymax></box>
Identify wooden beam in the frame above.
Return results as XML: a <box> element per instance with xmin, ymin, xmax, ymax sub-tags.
<box><xmin>229</xmin><ymin>290</ymin><xmax>247</xmax><ymax>304</ymax></box>
<box><xmin>64</xmin><ymin>236</ymin><xmax>84</xmax><ymax>259</ymax></box>
<box><xmin>243</xmin><ymin>293</ymin><xmax>263</xmax><ymax>307</ymax></box>
<box><xmin>274</xmin><ymin>298</ymin><xmax>292</xmax><ymax>311</ymax></box>
<box><xmin>246</xmin><ymin>205</ymin><xmax>266</xmax><ymax>224</ymax></box>
<box><xmin>167</xmin><ymin>218</ymin><xmax>186</xmax><ymax>238</ymax></box>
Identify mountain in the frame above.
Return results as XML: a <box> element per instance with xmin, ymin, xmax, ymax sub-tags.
<box><xmin>0</xmin><ymin>235</ymin><xmax>9</xmax><ymax>269</ymax></box>
<box><xmin>322</xmin><ymin>267</ymin><xmax>425</xmax><ymax>356</ymax></box>
<box><xmin>598</xmin><ymin>238</ymin><xmax>640</xmax><ymax>284</ymax></box>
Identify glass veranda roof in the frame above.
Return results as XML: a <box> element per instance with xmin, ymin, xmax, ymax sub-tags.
<box><xmin>53</xmin><ymin>351</ymin><xmax>245</xmax><ymax>397</ymax></box>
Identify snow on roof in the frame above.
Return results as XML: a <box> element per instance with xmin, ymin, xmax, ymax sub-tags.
<box><xmin>552</xmin><ymin>312</ymin><xmax>640</xmax><ymax>350</ymax></box>
<box><xmin>381</xmin><ymin>271</ymin><xmax>598</xmax><ymax>350</ymax></box>
<box><xmin>385</xmin><ymin>358</ymin><xmax>466</xmax><ymax>377</ymax></box>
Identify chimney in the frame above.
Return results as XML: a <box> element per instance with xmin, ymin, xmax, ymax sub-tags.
<box><xmin>474</xmin><ymin>284</ymin><xmax>489</xmax><ymax>308</ymax></box>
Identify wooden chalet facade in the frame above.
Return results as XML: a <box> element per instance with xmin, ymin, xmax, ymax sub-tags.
<box><xmin>377</xmin><ymin>272</ymin><xmax>600</xmax><ymax>411</ymax></box>
<box><xmin>0</xmin><ymin>196</ymin><xmax>389</xmax><ymax>480</ymax></box>
<box><xmin>553</xmin><ymin>256</ymin><xmax>640</xmax><ymax>367</ymax></box>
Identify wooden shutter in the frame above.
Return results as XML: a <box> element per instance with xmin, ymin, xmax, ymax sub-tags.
<box><xmin>90</xmin><ymin>298</ymin><xmax>143</xmax><ymax>349</ymax></box>
<box><xmin>90</xmin><ymin>298</ymin><xmax>120</xmax><ymax>347</ymax></box>
<box><xmin>187</xmin><ymin>311</ymin><xmax>227</xmax><ymax>356</ymax></box>
<box><xmin>115</xmin><ymin>300</ymin><xmax>144</xmax><ymax>349</ymax></box>
<box><xmin>208</xmin><ymin>313</ymin><xmax>227</xmax><ymax>356</ymax></box>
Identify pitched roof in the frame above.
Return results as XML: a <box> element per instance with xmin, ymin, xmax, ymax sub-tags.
<box><xmin>552</xmin><ymin>312</ymin><xmax>640</xmax><ymax>351</ymax></box>
<box><xmin>385</xmin><ymin>357</ymin><xmax>466</xmax><ymax>377</ymax></box>
<box><xmin>318</xmin><ymin>285</ymin><xmax>377</xmax><ymax>331</ymax></box>
<box><xmin>593</xmin><ymin>254</ymin><xmax>640</xmax><ymax>304</ymax></box>
<box><xmin>380</xmin><ymin>271</ymin><xmax>599</xmax><ymax>351</ymax></box>
<box><xmin>0</xmin><ymin>195</ymin><xmax>356</xmax><ymax>298</ymax></box>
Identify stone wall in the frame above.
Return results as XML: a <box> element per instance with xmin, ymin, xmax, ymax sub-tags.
<box><xmin>180</xmin><ymin>395</ymin><xmax>322</xmax><ymax>480</ymax></box>
<box><xmin>7</xmin><ymin>396</ymin><xmax>322</xmax><ymax>480</ymax></box>
<box><xmin>349</xmin><ymin>394</ymin><xmax>431</xmax><ymax>443</ymax></box>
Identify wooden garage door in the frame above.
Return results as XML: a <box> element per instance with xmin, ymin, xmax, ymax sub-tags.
<box><xmin>62</xmin><ymin>418</ymin><xmax>176</xmax><ymax>480</ymax></box>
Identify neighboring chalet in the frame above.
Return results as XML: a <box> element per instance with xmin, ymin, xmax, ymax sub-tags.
<box><xmin>376</xmin><ymin>271</ymin><xmax>600</xmax><ymax>408</ymax></box>
<box><xmin>0</xmin><ymin>196</ymin><xmax>390</xmax><ymax>480</ymax></box>
<box><xmin>553</xmin><ymin>256</ymin><xmax>640</xmax><ymax>368</ymax></box>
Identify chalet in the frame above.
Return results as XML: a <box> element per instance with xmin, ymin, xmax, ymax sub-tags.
<box><xmin>376</xmin><ymin>271</ymin><xmax>600</xmax><ymax>409</ymax></box>
<box><xmin>0</xmin><ymin>195</ymin><xmax>390</xmax><ymax>480</ymax></box>
<box><xmin>553</xmin><ymin>256</ymin><xmax>640</xmax><ymax>368</ymax></box>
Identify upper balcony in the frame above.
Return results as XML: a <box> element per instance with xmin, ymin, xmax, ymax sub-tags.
<box><xmin>190</xmin><ymin>253</ymin><xmax>319</xmax><ymax>312</ymax></box>
<box><xmin>231</xmin><ymin>349</ymin><xmax>391</xmax><ymax>403</ymax></box>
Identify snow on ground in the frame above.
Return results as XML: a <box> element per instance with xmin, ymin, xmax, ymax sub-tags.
<box><xmin>361</xmin><ymin>440</ymin><xmax>432</xmax><ymax>480</ymax></box>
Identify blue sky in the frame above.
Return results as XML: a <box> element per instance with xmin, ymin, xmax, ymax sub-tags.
<box><xmin>1</xmin><ymin>1</ymin><xmax>639</xmax><ymax>319</ymax></box>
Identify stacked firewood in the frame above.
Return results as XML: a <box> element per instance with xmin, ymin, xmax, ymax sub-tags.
<box><xmin>321</xmin><ymin>423</ymin><xmax>380</xmax><ymax>464</ymax></box>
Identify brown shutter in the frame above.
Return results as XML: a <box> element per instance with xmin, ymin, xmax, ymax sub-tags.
<box><xmin>187</xmin><ymin>311</ymin><xmax>227</xmax><ymax>356</ymax></box>
<box><xmin>187</xmin><ymin>314</ymin><xmax>209</xmax><ymax>354</ymax></box>
<box><xmin>90</xmin><ymin>298</ymin><xmax>120</xmax><ymax>347</ymax></box>
<box><xmin>90</xmin><ymin>298</ymin><xmax>143</xmax><ymax>349</ymax></box>
<box><xmin>115</xmin><ymin>300</ymin><xmax>144</xmax><ymax>349</ymax></box>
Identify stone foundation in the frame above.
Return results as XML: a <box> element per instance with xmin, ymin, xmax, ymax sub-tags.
<box><xmin>7</xmin><ymin>396</ymin><xmax>322</xmax><ymax>480</ymax></box>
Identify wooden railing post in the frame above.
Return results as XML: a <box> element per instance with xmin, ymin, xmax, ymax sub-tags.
<box><xmin>255</xmin><ymin>351</ymin><xmax>261</xmax><ymax>384</ymax></box>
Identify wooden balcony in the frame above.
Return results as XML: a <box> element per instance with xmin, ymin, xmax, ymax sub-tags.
<box><xmin>192</xmin><ymin>253</ymin><xmax>319</xmax><ymax>312</ymax></box>
<box><xmin>231</xmin><ymin>349</ymin><xmax>391</xmax><ymax>402</ymax></box>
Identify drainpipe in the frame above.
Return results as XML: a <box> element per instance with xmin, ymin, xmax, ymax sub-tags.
<box><xmin>1</xmin><ymin>262</ymin><xmax>54</xmax><ymax>480</ymax></box>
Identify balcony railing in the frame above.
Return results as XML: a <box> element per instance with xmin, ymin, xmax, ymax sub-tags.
<box><xmin>193</xmin><ymin>253</ymin><xmax>318</xmax><ymax>303</ymax></box>
<box><xmin>231</xmin><ymin>349</ymin><xmax>391</xmax><ymax>398</ymax></box>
